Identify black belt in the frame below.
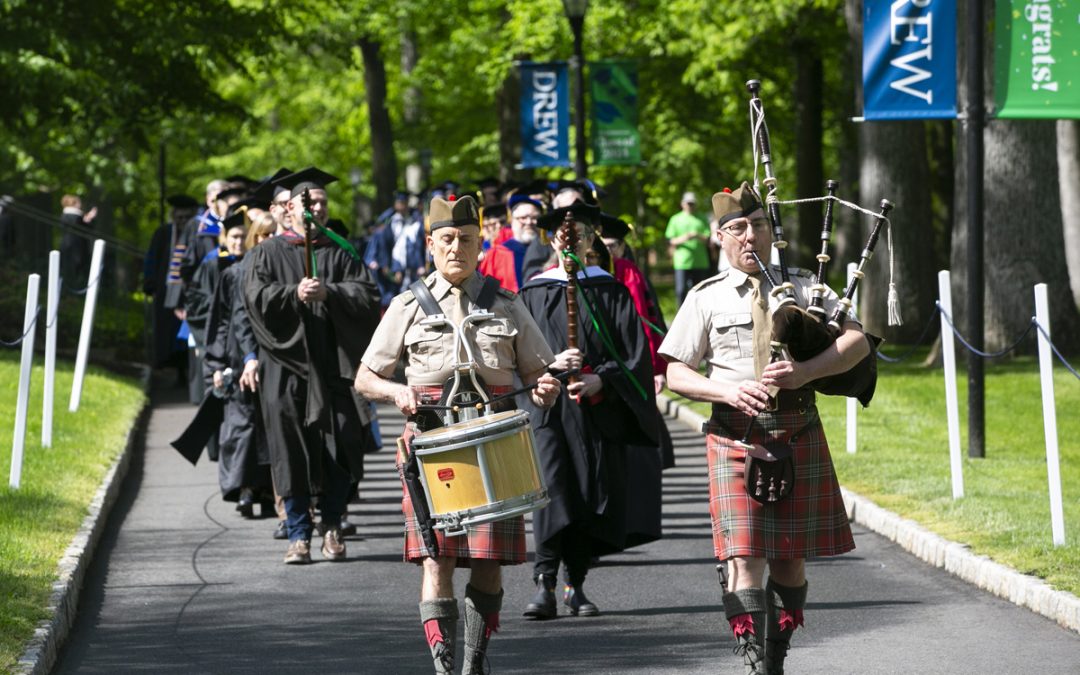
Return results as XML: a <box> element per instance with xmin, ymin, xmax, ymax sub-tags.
<box><xmin>710</xmin><ymin>388</ymin><xmax>815</xmax><ymax>419</ymax></box>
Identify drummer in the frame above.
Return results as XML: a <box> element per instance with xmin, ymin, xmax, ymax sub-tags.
<box><xmin>355</xmin><ymin>194</ymin><xmax>561</xmax><ymax>675</ymax></box>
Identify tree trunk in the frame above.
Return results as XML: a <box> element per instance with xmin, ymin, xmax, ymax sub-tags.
<box><xmin>981</xmin><ymin>119</ymin><xmax>1080</xmax><ymax>353</ymax></box>
<box><xmin>858</xmin><ymin>121</ymin><xmax>937</xmax><ymax>343</ymax></box>
<box><xmin>793</xmin><ymin>40</ymin><xmax>824</xmax><ymax>263</ymax></box>
<box><xmin>400</xmin><ymin>26</ymin><xmax>422</xmax><ymax>196</ymax></box>
<box><xmin>497</xmin><ymin>70</ymin><xmax>524</xmax><ymax>184</ymax></box>
<box><xmin>359</xmin><ymin>37</ymin><xmax>398</xmax><ymax>214</ymax></box>
<box><xmin>1059</xmin><ymin>120</ymin><xmax>1080</xmax><ymax>308</ymax></box>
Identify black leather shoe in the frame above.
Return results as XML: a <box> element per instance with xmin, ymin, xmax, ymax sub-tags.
<box><xmin>522</xmin><ymin>573</ymin><xmax>557</xmax><ymax>620</ymax></box>
<box><xmin>338</xmin><ymin>517</ymin><xmax>357</xmax><ymax>537</ymax></box>
<box><xmin>237</xmin><ymin>489</ymin><xmax>255</xmax><ymax>519</ymax></box>
<box><xmin>272</xmin><ymin>520</ymin><xmax>288</xmax><ymax>540</ymax></box>
<box><xmin>563</xmin><ymin>583</ymin><xmax>599</xmax><ymax>616</ymax></box>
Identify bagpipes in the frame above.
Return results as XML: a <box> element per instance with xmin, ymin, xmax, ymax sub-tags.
<box><xmin>742</xmin><ymin>79</ymin><xmax>900</xmax><ymax>407</ymax></box>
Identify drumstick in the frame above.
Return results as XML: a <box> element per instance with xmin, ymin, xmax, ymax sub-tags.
<box><xmin>415</xmin><ymin>370</ymin><xmax>581</xmax><ymax>414</ymax></box>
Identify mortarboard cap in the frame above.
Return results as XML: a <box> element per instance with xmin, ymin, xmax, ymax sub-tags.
<box><xmin>475</xmin><ymin>176</ymin><xmax>501</xmax><ymax>190</ymax></box>
<box><xmin>537</xmin><ymin>199</ymin><xmax>601</xmax><ymax>232</ymax></box>
<box><xmin>222</xmin><ymin>210</ymin><xmax>248</xmax><ymax>229</ymax></box>
<box><xmin>481</xmin><ymin>203</ymin><xmax>507</xmax><ymax>221</ymax></box>
<box><xmin>227</xmin><ymin>196</ymin><xmax>270</xmax><ymax>216</ymax></box>
<box><xmin>253</xmin><ymin>168</ymin><xmax>294</xmax><ymax>201</ymax></box>
<box><xmin>597</xmin><ymin>212</ymin><xmax>631</xmax><ymax>240</ymax></box>
<box><xmin>166</xmin><ymin>194</ymin><xmax>199</xmax><ymax>209</ymax></box>
<box><xmin>273</xmin><ymin>166</ymin><xmax>339</xmax><ymax>199</ymax></box>
<box><xmin>215</xmin><ymin>185</ymin><xmax>249</xmax><ymax>202</ymax></box>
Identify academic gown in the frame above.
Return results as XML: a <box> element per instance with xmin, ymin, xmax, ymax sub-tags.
<box><xmin>204</xmin><ymin>258</ymin><xmax>272</xmax><ymax>501</ymax></box>
<box><xmin>143</xmin><ymin>223</ymin><xmax>185</xmax><ymax>368</ymax></box>
<box><xmin>519</xmin><ymin>269</ymin><xmax>661</xmax><ymax>554</ymax></box>
<box><xmin>243</xmin><ymin>231</ymin><xmax>381</xmax><ymax>498</ymax></box>
<box><xmin>184</xmin><ymin>249</ymin><xmax>230</xmax><ymax>406</ymax></box>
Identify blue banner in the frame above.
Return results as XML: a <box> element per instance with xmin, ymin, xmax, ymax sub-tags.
<box><xmin>519</xmin><ymin>61</ymin><xmax>571</xmax><ymax>168</ymax></box>
<box><xmin>863</xmin><ymin>0</ymin><xmax>957</xmax><ymax>120</ymax></box>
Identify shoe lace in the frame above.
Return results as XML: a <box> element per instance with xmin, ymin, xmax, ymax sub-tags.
<box><xmin>732</xmin><ymin>636</ymin><xmax>764</xmax><ymax>667</ymax></box>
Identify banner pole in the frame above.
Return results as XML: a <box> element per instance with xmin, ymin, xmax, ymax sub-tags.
<box><xmin>964</xmin><ymin>0</ymin><xmax>986</xmax><ymax>458</ymax></box>
<box><xmin>11</xmin><ymin>274</ymin><xmax>41</xmax><ymax>489</ymax></box>
<box><xmin>70</xmin><ymin>239</ymin><xmax>105</xmax><ymax>412</ymax></box>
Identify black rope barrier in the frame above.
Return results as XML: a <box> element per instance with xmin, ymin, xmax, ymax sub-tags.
<box><xmin>937</xmin><ymin>304</ymin><xmax>1037</xmax><ymax>359</ymax></box>
<box><xmin>0</xmin><ymin>305</ymin><xmax>41</xmax><ymax>348</ymax></box>
<box><xmin>1033</xmin><ymin>321</ymin><xmax>1080</xmax><ymax>381</ymax></box>
<box><xmin>875</xmin><ymin>304</ymin><xmax>941</xmax><ymax>364</ymax></box>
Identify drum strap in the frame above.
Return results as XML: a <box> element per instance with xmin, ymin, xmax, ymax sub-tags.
<box><xmin>409</xmin><ymin>276</ymin><xmax>500</xmax><ymax>318</ymax></box>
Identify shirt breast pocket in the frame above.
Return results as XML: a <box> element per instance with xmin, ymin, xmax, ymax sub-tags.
<box><xmin>404</xmin><ymin>325</ymin><xmax>448</xmax><ymax>372</ymax></box>
<box><xmin>474</xmin><ymin>318</ymin><xmax>519</xmax><ymax>370</ymax></box>
<box><xmin>712</xmin><ymin>311</ymin><xmax>754</xmax><ymax>360</ymax></box>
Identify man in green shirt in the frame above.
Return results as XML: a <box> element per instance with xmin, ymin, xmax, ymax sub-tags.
<box><xmin>665</xmin><ymin>191</ymin><xmax>712</xmax><ymax>305</ymax></box>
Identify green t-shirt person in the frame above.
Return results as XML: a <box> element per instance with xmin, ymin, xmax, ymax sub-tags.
<box><xmin>665</xmin><ymin>202</ymin><xmax>710</xmax><ymax>270</ymax></box>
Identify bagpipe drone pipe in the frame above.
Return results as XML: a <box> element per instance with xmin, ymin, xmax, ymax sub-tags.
<box><xmin>744</xmin><ymin>79</ymin><xmax>896</xmax><ymax>407</ymax></box>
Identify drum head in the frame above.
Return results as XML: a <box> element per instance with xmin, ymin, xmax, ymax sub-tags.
<box><xmin>412</xmin><ymin>410</ymin><xmax>529</xmax><ymax>450</ymax></box>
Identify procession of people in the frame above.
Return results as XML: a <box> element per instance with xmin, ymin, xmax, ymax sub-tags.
<box><xmin>144</xmin><ymin>163</ymin><xmax>862</xmax><ymax>675</ymax></box>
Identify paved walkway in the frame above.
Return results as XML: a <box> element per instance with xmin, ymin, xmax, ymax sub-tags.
<box><xmin>53</xmin><ymin>378</ymin><xmax>1080</xmax><ymax>673</ymax></box>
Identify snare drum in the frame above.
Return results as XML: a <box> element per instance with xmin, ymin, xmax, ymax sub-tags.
<box><xmin>411</xmin><ymin>410</ymin><xmax>549</xmax><ymax>536</ymax></box>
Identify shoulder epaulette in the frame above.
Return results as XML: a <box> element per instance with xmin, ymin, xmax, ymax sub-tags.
<box><xmin>787</xmin><ymin>266</ymin><xmax>814</xmax><ymax>278</ymax></box>
<box><xmin>497</xmin><ymin>287</ymin><xmax>517</xmax><ymax>300</ymax></box>
<box><xmin>400</xmin><ymin>290</ymin><xmax>417</xmax><ymax>305</ymax></box>
<box><xmin>692</xmin><ymin>270</ymin><xmax>728</xmax><ymax>291</ymax></box>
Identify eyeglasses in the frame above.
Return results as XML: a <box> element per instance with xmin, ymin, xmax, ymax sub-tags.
<box><xmin>720</xmin><ymin>218</ymin><xmax>770</xmax><ymax>239</ymax></box>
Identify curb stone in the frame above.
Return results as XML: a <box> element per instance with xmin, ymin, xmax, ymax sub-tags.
<box><xmin>15</xmin><ymin>365</ymin><xmax>152</xmax><ymax>675</ymax></box>
<box><xmin>656</xmin><ymin>392</ymin><xmax>1080</xmax><ymax>636</ymax></box>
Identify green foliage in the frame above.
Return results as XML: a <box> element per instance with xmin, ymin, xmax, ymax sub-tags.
<box><xmin>0</xmin><ymin>352</ymin><xmax>145</xmax><ymax>672</ymax></box>
<box><xmin>0</xmin><ymin>0</ymin><xmax>850</xmax><ymax>252</ymax></box>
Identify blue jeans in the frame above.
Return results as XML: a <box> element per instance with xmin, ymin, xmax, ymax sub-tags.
<box><xmin>283</xmin><ymin>456</ymin><xmax>350</xmax><ymax>542</ymax></box>
<box><xmin>674</xmin><ymin>267</ymin><xmax>711</xmax><ymax>307</ymax></box>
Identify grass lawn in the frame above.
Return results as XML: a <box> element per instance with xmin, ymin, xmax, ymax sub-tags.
<box><xmin>670</xmin><ymin>352</ymin><xmax>1080</xmax><ymax>596</ymax></box>
<box><xmin>0</xmin><ymin>351</ymin><xmax>145</xmax><ymax>672</ymax></box>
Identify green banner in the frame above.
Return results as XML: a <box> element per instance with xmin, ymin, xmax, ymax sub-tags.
<box><xmin>590</xmin><ymin>60</ymin><xmax>641</xmax><ymax>165</ymax></box>
<box><xmin>994</xmin><ymin>1</ymin><xmax>1080</xmax><ymax>119</ymax></box>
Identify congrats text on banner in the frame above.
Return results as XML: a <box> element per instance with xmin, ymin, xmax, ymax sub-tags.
<box><xmin>994</xmin><ymin>0</ymin><xmax>1080</xmax><ymax>119</ymax></box>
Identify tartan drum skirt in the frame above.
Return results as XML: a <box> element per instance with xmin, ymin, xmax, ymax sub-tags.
<box><xmin>398</xmin><ymin>385</ymin><xmax>526</xmax><ymax>566</ymax></box>
<box><xmin>706</xmin><ymin>406</ymin><xmax>854</xmax><ymax>561</ymax></box>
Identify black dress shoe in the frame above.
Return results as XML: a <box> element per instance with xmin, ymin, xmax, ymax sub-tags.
<box><xmin>563</xmin><ymin>583</ymin><xmax>599</xmax><ymax>616</ymax></box>
<box><xmin>523</xmin><ymin>573</ymin><xmax>557</xmax><ymax>620</ymax></box>
<box><xmin>338</xmin><ymin>518</ymin><xmax>357</xmax><ymax>537</ymax></box>
<box><xmin>272</xmin><ymin>520</ymin><xmax>288</xmax><ymax>540</ymax></box>
<box><xmin>259</xmin><ymin>500</ymin><xmax>276</xmax><ymax>519</ymax></box>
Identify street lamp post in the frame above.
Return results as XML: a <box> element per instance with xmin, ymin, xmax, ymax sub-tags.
<box><xmin>562</xmin><ymin>0</ymin><xmax>589</xmax><ymax>179</ymax></box>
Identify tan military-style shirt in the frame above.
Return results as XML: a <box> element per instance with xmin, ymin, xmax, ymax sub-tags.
<box><xmin>361</xmin><ymin>271</ymin><xmax>555</xmax><ymax>386</ymax></box>
<box><xmin>658</xmin><ymin>266</ymin><xmax>860</xmax><ymax>386</ymax></box>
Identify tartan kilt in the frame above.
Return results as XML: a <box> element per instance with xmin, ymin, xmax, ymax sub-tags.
<box><xmin>706</xmin><ymin>406</ymin><xmax>854</xmax><ymax>561</ymax></box>
<box><xmin>397</xmin><ymin>385</ymin><xmax>526</xmax><ymax>566</ymax></box>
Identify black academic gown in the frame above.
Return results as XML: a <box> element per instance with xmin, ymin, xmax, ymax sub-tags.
<box><xmin>519</xmin><ymin>270</ymin><xmax>661</xmax><ymax>555</ymax></box>
<box><xmin>243</xmin><ymin>231</ymin><xmax>381</xmax><ymax>498</ymax></box>
<box><xmin>143</xmin><ymin>223</ymin><xmax>184</xmax><ymax>368</ymax></box>
<box><xmin>184</xmin><ymin>249</ymin><xmax>230</xmax><ymax>406</ymax></box>
<box><xmin>204</xmin><ymin>258</ymin><xmax>272</xmax><ymax>502</ymax></box>
<box><xmin>59</xmin><ymin>212</ymin><xmax>91</xmax><ymax>284</ymax></box>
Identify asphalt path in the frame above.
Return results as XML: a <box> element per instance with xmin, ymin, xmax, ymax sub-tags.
<box><xmin>54</xmin><ymin>376</ymin><xmax>1080</xmax><ymax>674</ymax></box>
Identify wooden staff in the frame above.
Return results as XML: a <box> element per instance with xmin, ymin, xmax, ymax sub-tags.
<box><xmin>558</xmin><ymin>210</ymin><xmax>580</xmax><ymax>387</ymax></box>
<box><xmin>301</xmin><ymin>188</ymin><xmax>314</xmax><ymax>278</ymax></box>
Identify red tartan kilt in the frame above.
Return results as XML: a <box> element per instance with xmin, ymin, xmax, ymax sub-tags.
<box><xmin>706</xmin><ymin>406</ymin><xmax>854</xmax><ymax>561</ymax></box>
<box><xmin>397</xmin><ymin>388</ymin><xmax>526</xmax><ymax>566</ymax></box>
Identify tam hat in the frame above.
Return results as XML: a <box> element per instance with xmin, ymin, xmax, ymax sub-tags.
<box><xmin>481</xmin><ymin>203</ymin><xmax>507</xmax><ymax>221</ymax></box>
<box><xmin>215</xmin><ymin>185</ymin><xmax>249</xmax><ymax>202</ymax></box>
<box><xmin>508</xmin><ymin>193</ymin><xmax>544</xmax><ymax>215</ymax></box>
<box><xmin>273</xmin><ymin>166</ymin><xmax>339</xmax><ymax>199</ymax></box>
<box><xmin>428</xmin><ymin>195</ymin><xmax>481</xmax><ymax>232</ymax></box>
<box><xmin>712</xmin><ymin>182</ymin><xmax>764</xmax><ymax>226</ymax></box>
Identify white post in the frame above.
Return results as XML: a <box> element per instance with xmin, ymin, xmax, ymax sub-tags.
<box><xmin>938</xmin><ymin>270</ymin><xmax>964</xmax><ymax>499</ymax></box>
<box><xmin>1034</xmin><ymin>283</ymin><xmax>1065</xmax><ymax>546</ymax></box>
<box><xmin>42</xmin><ymin>251</ymin><xmax>60</xmax><ymax>447</ymax></box>
<box><xmin>846</xmin><ymin>262</ymin><xmax>858</xmax><ymax>454</ymax></box>
<box><xmin>69</xmin><ymin>239</ymin><xmax>105</xmax><ymax>412</ymax></box>
<box><xmin>11</xmin><ymin>274</ymin><xmax>41</xmax><ymax>489</ymax></box>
